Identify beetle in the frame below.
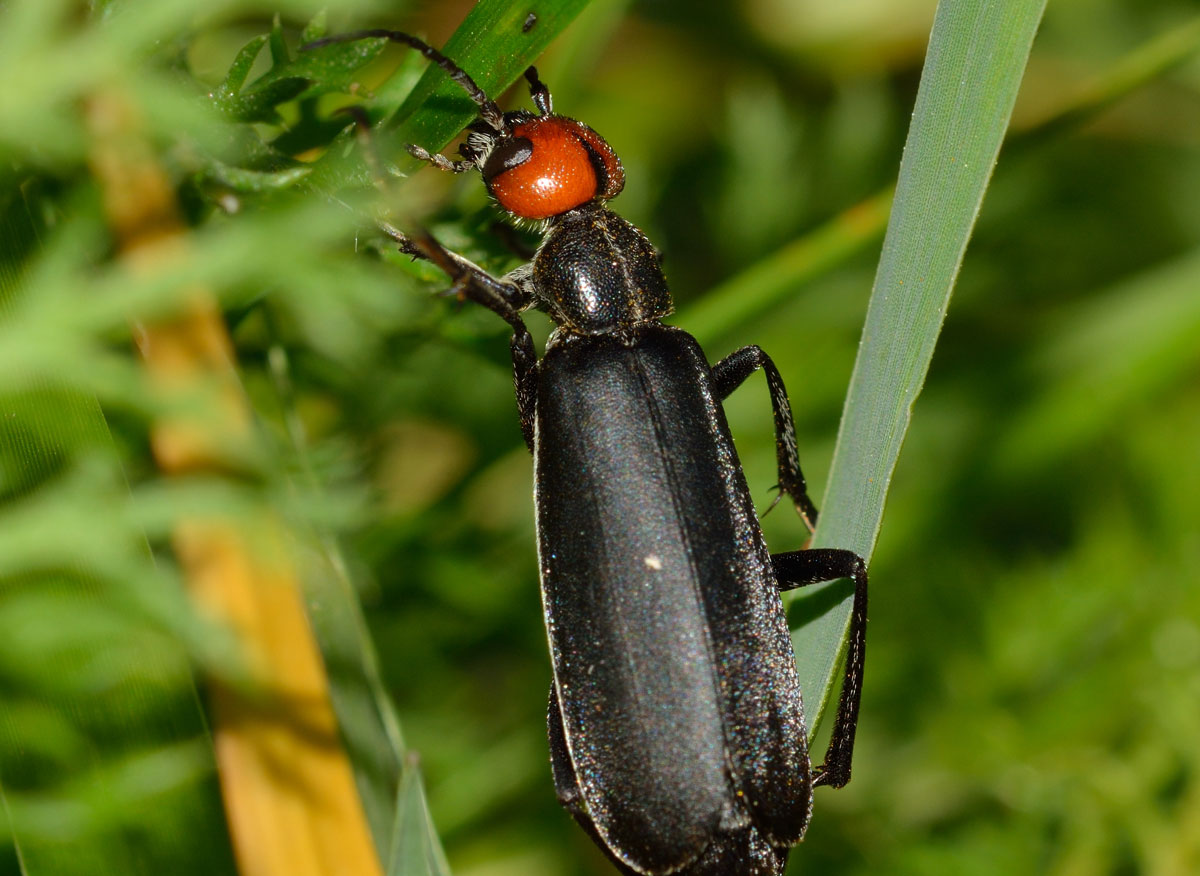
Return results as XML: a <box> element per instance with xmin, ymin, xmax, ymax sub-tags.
<box><xmin>307</xmin><ymin>29</ymin><xmax>869</xmax><ymax>876</ymax></box>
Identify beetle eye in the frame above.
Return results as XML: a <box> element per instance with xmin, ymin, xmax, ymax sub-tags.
<box><xmin>482</xmin><ymin>136</ymin><xmax>534</xmax><ymax>182</ymax></box>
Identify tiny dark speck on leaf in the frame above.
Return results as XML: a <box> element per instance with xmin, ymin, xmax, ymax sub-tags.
<box><xmin>523</xmin><ymin>12</ymin><xmax>538</xmax><ymax>33</ymax></box>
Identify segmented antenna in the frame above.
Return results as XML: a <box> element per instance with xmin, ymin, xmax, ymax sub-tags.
<box><xmin>302</xmin><ymin>30</ymin><xmax>506</xmax><ymax>132</ymax></box>
<box><xmin>523</xmin><ymin>67</ymin><xmax>552</xmax><ymax>116</ymax></box>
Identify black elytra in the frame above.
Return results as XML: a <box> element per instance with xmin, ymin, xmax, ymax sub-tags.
<box><xmin>306</xmin><ymin>29</ymin><xmax>870</xmax><ymax>876</ymax></box>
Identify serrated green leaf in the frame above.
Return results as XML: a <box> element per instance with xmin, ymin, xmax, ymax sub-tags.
<box><xmin>219</xmin><ymin>76</ymin><xmax>309</xmax><ymax>123</ymax></box>
<box><xmin>219</xmin><ymin>32</ymin><xmax>387</xmax><ymax>123</ymax></box>
<box><xmin>257</xmin><ymin>34</ymin><xmax>386</xmax><ymax>98</ymax></box>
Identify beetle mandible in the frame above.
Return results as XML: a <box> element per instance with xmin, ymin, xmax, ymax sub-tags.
<box><xmin>309</xmin><ymin>29</ymin><xmax>870</xmax><ymax>876</ymax></box>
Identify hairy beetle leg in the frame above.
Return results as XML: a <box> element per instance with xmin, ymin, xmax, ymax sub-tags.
<box><xmin>380</xmin><ymin>222</ymin><xmax>429</xmax><ymax>260</ymax></box>
<box><xmin>401</xmin><ymin>230</ymin><xmax>529</xmax><ymax>318</ymax></box>
<box><xmin>523</xmin><ymin>66</ymin><xmax>553</xmax><ymax>115</ymax></box>
<box><xmin>399</xmin><ymin>230</ymin><xmax>540</xmax><ymax>451</ymax></box>
<box><xmin>712</xmin><ymin>346</ymin><xmax>819</xmax><ymax>531</ymax></box>
<box><xmin>771</xmin><ymin>548</ymin><xmax>868</xmax><ymax>789</ymax></box>
<box><xmin>407</xmin><ymin>143</ymin><xmax>476</xmax><ymax>173</ymax></box>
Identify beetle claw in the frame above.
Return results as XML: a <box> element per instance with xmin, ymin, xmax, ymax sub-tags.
<box><xmin>760</xmin><ymin>486</ymin><xmax>785</xmax><ymax>519</ymax></box>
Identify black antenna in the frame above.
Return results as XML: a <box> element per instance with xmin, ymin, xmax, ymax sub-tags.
<box><xmin>524</xmin><ymin>67</ymin><xmax>552</xmax><ymax>116</ymax></box>
<box><xmin>303</xmin><ymin>30</ymin><xmax>506</xmax><ymax>131</ymax></box>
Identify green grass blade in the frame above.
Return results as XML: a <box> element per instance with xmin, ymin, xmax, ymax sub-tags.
<box><xmin>684</xmin><ymin>189</ymin><xmax>893</xmax><ymax>347</ymax></box>
<box><xmin>789</xmin><ymin>0</ymin><xmax>1049</xmax><ymax>733</ymax></box>
<box><xmin>294</xmin><ymin>533</ymin><xmax>408</xmax><ymax>859</ymax></box>
<box><xmin>385</xmin><ymin>758</ymin><xmax>451</xmax><ymax>876</ymax></box>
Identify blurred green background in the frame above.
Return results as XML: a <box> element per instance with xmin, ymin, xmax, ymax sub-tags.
<box><xmin>2</xmin><ymin>0</ymin><xmax>1199</xmax><ymax>875</ymax></box>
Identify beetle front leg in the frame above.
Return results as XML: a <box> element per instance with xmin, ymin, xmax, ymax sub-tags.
<box><xmin>771</xmin><ymin>548</ymin><xmax>867</xmax><ymax>789</ymax></box>
<box><xmin>396</xmin><ymin>230</ymin><xmax>540</xmax><ymax>450</ymax></box>
<box><xmin>407</xmin><ymin>143</ymin><xmax>476</xmax><ymax>173</ymax></box>
<box><xmin>711</xmin><ymin>346</ymin><xmax>818</xmax><ymax>531</ymax></box>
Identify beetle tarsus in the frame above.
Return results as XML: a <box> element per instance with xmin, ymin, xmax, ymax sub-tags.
<box><xmin>407</xmin><ymin>143</ymin><xmax>475</xmax><ymax>173</ymax></box>
<box><xmin>380</xmin><ymin>222</ymin><xmax>427</xmax><ymax>259</ymax></box>
<box><xmin>773</xmin><ymin>548</ymin><xmax>868</xmax><ymax>789</ymax></box>
<box><xmin>302</xmin><ymin>29</ymin><xmax>506</xmax><ymax>131</ymax></box>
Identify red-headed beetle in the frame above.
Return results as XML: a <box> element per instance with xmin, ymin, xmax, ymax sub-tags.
<box><xmin>306</xmin><ymin>29</ymin><xmax>869</xmax><ymax>876</ymax></box>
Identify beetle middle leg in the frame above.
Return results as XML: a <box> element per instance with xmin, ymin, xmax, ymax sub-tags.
<box><xmin>712</xmin><ymin>346</ymin><xmax>818</xmax><ymax>530</ymax></box>
<box><xmin>771</xmin><ymin>548</ymin><xmax>867</xmax><ymax>789</ymax></box>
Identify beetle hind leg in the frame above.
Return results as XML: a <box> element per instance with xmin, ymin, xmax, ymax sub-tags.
<box><xmin>772</xmin><ymin>548</ymin><xmax>868</xmax><ymax>789</ymax></box>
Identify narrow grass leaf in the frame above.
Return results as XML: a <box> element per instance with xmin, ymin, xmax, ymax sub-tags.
<box><xmin>385</xmin><ymin>759</ymin><xmax>452</xmax><ymax>876</ymax></box>
<box><xmin>788</xmin><ymin>0</ymin><xmax>1049</xmax><ymax>733</ymax></box>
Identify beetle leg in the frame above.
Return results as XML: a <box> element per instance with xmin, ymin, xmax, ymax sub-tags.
<box><xmin>380</xmin><ymin>222</ymin><xmax>430</xmax><ymax>260</ymax></box>
<box><xmin>492</xmin><ymin>262</ymin><xmax>538</xmax><ymax>451</ymax></box>
<box><xmin>407</xmin><ymin>143</ymin><xmax>477</xmax><ymax>173</ymax></box>
<box><xmin>711</xmin><ymin>347</ymin><xmax>818</xmax><ymax>531</ymax></box>
<box><xmin>523</xmin><ymin>66</ymin><xmax>553</xmax><ymax>116</ymax></box>
<box><xmin>771</xmin><ymin>549</ymin><xmax>867</xmax><ymax>789</ymax></box>
<box><xmin>393</xmin><ymin>229</ymin><xmax>530</xmax><ymax>316</ymax></box>
<box><xmin>397</xmin><ymin>230</ymin><xmax>540</xmax><ymax>450</ymax></box>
